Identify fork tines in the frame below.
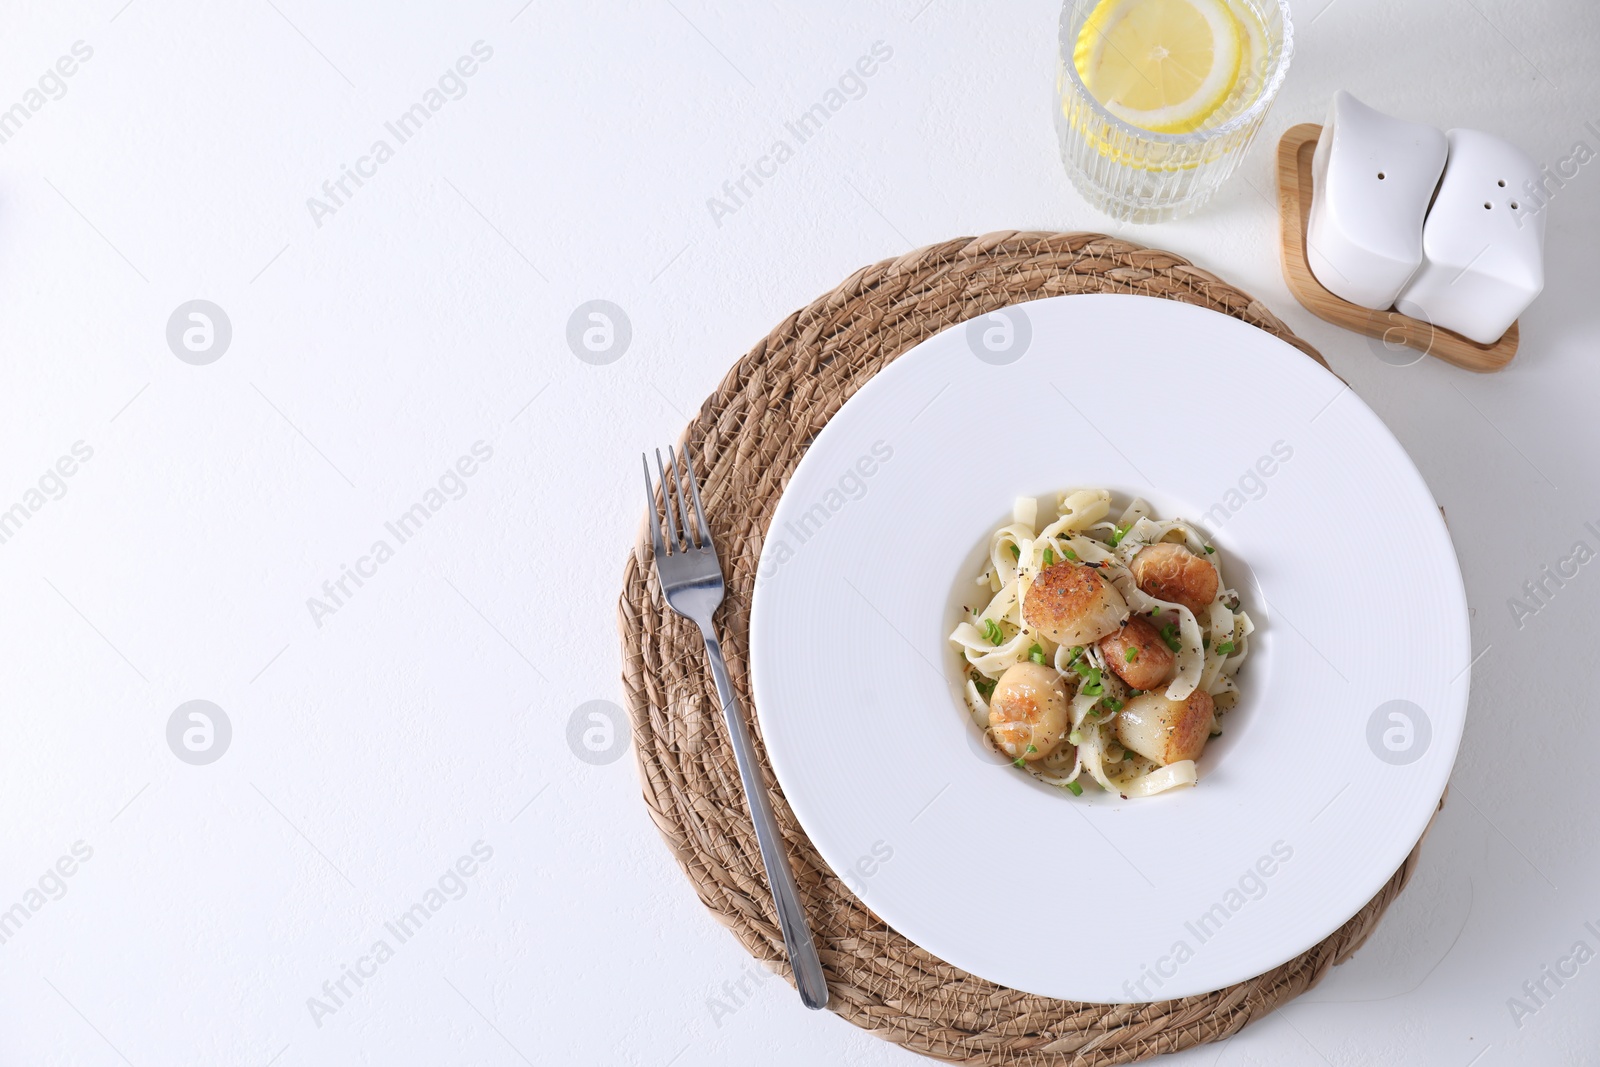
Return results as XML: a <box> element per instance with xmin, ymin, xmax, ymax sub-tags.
<box><xmin>642</xmin><ymin>445</ymin><xmax>711</xmax><ymax>556</ymax></box>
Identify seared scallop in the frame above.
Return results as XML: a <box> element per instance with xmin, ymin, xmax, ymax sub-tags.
<box><xmin>1098</xmin><ymin>617</ymin><xmax>1176</xmax><ymax>691</ymax></box>
<box><xmin>1023</xmin><ymin>561</ymin><xmax>1129</xmax><ymax>647</ymax></box>
<box><xmin>1130</xmin><ymin>542</ymin><xmax>1219</xmax><ymax>615</ymax></box>
<box><xmin>1114</xmin><ymin>688</ymin><xmax>1215</xmax><ymax>766</ymax></box>
<box><xmin>988</xmin><ymin>661</ymin><xmax>1071</xmax><ymax>761</ymax></box>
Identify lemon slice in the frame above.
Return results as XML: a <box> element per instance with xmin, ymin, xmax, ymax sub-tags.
<box><xmin>1074</xmin><ymin>0</ymin><xmax>1243</xmax><ymax>134</ymax></box>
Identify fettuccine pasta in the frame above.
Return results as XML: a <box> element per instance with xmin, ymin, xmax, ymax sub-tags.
<box><xmin>948</xmin><ymin>490</ymin><xmax>1253</xmax><ymax>799</ymax></box>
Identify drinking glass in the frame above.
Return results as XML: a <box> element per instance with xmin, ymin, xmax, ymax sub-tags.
<box><xmin>1055</xmin><ymin>0</ymin><xmax>1294</xmax><ymax>223</ymax></box>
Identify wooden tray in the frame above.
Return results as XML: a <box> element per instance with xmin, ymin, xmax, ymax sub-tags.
<box><xmin>1275</xmin><ymin>122</ymin><xmax>1517</xmax><ymax>373</ymax></box>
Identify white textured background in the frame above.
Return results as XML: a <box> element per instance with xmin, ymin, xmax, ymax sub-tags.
<box><xmin>0</xmin><ymin>1</ymin><xmax>1596</xmax><ymax>1064</ymax></box>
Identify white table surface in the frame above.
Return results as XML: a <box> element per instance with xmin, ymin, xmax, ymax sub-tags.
<box><xmin>2</xmin><ymin>1</ymin><xmax>1596</xmax><ymax>1064</ymax></box>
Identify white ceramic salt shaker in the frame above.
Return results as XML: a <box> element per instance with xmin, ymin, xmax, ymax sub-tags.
<box><xmin>1394</xmin><ymin>128</ymin><xmax>1545</xmax><ymax>345</ymax></box>
<box><xmin>1307</xmin><ymin>91</ymin><xmax>1448</xmax><ymax>310</ymax></box>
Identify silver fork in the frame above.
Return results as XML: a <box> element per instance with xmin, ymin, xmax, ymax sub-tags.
<box><xmin>642</xmin><ymin>445</ymin><xmax>829</xmax><ymax>1011</ymax></box>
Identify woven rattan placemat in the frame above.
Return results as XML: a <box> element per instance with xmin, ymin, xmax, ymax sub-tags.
<box><xmin>617</xmin><ymin>231</ymin><xmax>1437</xmax><ymax>1065</ymax></box>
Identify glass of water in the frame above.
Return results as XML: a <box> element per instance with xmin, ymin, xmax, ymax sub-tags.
<box><xmin>1055</xmin><ymin>0</ymin><xmax>1293</xmax><ymax>223</ymax></box>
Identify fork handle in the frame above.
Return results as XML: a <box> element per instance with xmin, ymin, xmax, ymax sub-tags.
<box><xmin>697</xmin><ymin>624</ymin><xmax>830</xmax><ymax>1010</ymax></box>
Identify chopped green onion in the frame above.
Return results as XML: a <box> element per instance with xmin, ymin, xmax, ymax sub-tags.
<box><xmin>1159</xmin><ymin>624</ymin><xmax>1182</xmax><ymax>652</ymax></box>
<box><xmin>1065</xmin><ymin>780</ymin><xmax>1084</xmax><ymax>796</ymax></box>
<box><xmin>1043</xmin><ymin>548</ymin><xmax>1055</xmax><ymax>566</ymax></box>
<box><xmin>1217</xmin><ymin>640</ymin><xmax>1237</xmax><ymax>655</ymax></box>
<box><xmin>1009</xmin><ymin>544</ymin><xmax>1020</xmax><ymax>560</ymax></box>
<box><xmin>982</xmin><ymin>618</ymin><xmax>1004</xmax><ymax>645</ymax></box>
<box><xmin>1202</xmin><ymin>635</ymin><xmax>1211</xmax><ymax>650</ymax></box>
<box><xmin>973</xmin><ymin>675</ymin><xmax>996</xmax><ymax>699</ymax></box>
<box><xmin>1130</xmin><ymin>689</ymin><xmax>1144</xmax><ymax>696</ymax></box>
<box><xmin>1204</xmin><ymin>545</ymin><xmax>1215</xmax><ymax>554</ymax></box>
<box><xmin>1028</xmin><ymin>644</ymin><xmax>1045</xmax><ymax>665</ymax></box>
<box><xmin>1110</xmin><ymin>523</ymin><xmax>1130</xmax><ymax>547</ymax></box>
<box><xmin>1124</xmin><ymin>646</ymin><xmax>1139</xmax><ymax>663</ymax></box>
<box><xmin>1064</xmin><ymin>547</ymin><xmax>1078</xmax><ymax>561</ymax></box>
<box><xmin>1012</xmin><ymin>756</ymin><xmax>1026</xmax><ymax>768</ymax></box>
<box><xmin>1067</xmin><ymin>729</ymin><xmax>1083</xmax><ymax>745</ymax></box>
<box><xmin>1100</xmin><ymin>697</ymin><xmax>1124</xmax><ymax>713</ymax></box>
<box><xmin>1082</xmin><ymin>668</ymin><xmax>1104</xmax><ymax>696</ymax></box>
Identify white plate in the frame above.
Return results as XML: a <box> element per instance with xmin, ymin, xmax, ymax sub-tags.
<box><xmin>748</xmin><ymin>294</ymin><xmax>1469</xmax><ymax>1003</ymax></box>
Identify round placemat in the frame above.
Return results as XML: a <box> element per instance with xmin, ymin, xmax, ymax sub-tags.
<box><xmin>617</xmin><ymin>231</ymin><xmax>1441</xmax><ymax>1064</ymax></box>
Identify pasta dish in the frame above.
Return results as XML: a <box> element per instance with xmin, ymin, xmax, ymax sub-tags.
<box><xmin>948</xmin><ymin>490</ymin><xmax>1253</xmax><ymax>798</ymax></box>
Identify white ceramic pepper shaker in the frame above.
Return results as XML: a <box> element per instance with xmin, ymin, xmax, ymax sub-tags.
<box><xmin>1307</xmin><ymin>91</ymin><xmax>1448</xmax><ymax>310</ymax></box>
